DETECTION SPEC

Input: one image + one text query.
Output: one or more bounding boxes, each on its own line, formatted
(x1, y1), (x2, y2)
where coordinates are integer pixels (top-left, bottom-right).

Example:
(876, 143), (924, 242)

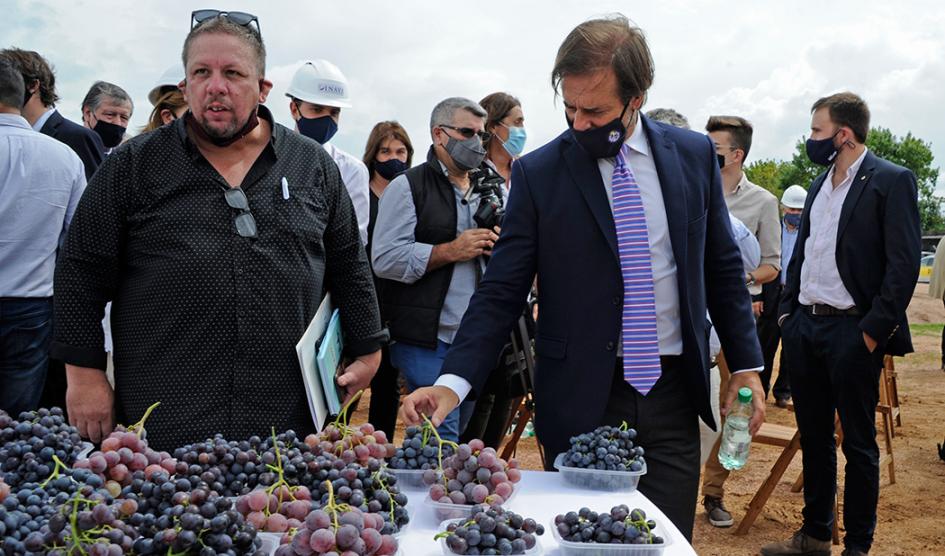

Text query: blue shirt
(0, 113), (86, 297)
(781, 220), (799, 285)
(372, 164), (485, 345)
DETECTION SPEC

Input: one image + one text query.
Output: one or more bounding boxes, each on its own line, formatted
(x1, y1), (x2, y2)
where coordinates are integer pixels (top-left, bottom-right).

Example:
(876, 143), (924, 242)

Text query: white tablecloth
(394, 469), (697, 555)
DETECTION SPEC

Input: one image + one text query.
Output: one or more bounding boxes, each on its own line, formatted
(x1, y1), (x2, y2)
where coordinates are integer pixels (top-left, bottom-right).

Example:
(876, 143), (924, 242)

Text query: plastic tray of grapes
(438, 517), (543, 555)
(424, 485), (519, 522)
(550, 512), (673, 555)
(553, 453), (647, 491)
(76, 441), (94, 459)
(385, 466), (437, 490)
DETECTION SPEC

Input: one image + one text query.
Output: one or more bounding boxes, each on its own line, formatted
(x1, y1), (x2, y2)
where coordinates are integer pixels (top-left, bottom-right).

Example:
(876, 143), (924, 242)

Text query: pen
(281, 177), (289, 200)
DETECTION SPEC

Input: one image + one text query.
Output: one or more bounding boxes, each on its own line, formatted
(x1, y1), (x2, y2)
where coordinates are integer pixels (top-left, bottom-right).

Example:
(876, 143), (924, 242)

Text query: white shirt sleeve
(434, 373), (473, 403)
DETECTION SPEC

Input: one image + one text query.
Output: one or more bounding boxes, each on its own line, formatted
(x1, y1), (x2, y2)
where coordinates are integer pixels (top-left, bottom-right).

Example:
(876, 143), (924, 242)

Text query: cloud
(3, 0), (943, 188)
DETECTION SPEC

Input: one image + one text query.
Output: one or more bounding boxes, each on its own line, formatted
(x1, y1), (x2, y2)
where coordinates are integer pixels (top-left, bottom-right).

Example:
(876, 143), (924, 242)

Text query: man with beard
(50, 11), (385, 450)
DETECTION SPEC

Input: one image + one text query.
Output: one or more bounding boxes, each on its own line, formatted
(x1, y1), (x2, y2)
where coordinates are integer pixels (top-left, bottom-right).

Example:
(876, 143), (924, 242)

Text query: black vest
(380, 147), (458, 349)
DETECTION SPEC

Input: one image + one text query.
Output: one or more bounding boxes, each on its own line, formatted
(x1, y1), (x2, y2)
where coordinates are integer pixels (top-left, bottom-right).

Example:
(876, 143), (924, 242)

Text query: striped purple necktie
(613, 144), (662, 395)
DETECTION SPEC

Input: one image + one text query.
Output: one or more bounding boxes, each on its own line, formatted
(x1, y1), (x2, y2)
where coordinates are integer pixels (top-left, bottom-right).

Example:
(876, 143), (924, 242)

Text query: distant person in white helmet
(286, 59), (370, 245)
(769, 184), (808, 407)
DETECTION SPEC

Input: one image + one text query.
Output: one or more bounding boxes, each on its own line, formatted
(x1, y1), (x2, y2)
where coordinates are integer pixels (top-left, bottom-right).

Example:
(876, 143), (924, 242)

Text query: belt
(802, 303), (861, 317)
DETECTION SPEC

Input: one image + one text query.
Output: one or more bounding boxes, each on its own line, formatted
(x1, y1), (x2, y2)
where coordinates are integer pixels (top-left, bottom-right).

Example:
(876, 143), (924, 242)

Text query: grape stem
(420, 413), (458, 487)
(127, 401), (162, 439)
(39, 454), (71, 488)
(263, 427), (299, 513)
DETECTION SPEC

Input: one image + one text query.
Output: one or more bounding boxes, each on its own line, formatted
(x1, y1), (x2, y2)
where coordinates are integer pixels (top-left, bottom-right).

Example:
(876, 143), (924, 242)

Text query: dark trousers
(756, 282), (783, 398)
(367, 346), (399, 439)
(782, 309), (883, 553)
(461, 363), (515, 449)
(601, 356), (700, 542)
(0, 298), (53, 416)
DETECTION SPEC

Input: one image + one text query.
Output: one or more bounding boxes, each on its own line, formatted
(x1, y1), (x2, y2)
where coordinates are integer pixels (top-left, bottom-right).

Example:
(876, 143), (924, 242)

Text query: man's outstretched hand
(399, 386), (460, 427)
(722, 371), (766, 436)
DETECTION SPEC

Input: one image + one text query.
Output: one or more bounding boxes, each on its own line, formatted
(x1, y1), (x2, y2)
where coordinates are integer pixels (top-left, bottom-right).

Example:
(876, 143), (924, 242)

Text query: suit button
(606, 341), (615, 351)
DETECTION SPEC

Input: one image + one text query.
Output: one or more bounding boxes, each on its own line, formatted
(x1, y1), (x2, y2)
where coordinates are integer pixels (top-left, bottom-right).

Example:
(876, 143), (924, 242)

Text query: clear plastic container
(553, 453), (646, 492)
(384, 466), (441, 490)
(424, 486), (519, 522)
(76, 442), (94, 460)
(256, 531), (281, 555)
(550, 517), (673, 556)
(437, 518), (542, 555)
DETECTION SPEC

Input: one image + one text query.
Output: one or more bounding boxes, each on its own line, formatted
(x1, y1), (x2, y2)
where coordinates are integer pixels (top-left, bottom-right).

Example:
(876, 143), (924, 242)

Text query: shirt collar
(0, 113), (32, 129)
(731, 172), (750, 194)
(825, 147), (869, 187)
(625, 117), (650, 157)
(32, 107), (56, 131)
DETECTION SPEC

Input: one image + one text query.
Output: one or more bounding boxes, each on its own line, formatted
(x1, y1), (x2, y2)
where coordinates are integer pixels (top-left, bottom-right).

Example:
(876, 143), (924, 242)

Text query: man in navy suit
(0, 48), (105, 180)
(762, 92), (920, 556)
(401, 14), (765, 540)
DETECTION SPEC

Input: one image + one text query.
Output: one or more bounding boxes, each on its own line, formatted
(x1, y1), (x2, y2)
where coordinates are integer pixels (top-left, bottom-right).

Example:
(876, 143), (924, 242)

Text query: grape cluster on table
(440, 504), (544, 555)
(388, 424), (454, 470)
(274, 506), (398, 556)
(0, 408), (87, 488)
(554, 505), (664, 545)
(562, 424), (645, 472)
(426, 440), (521, 507)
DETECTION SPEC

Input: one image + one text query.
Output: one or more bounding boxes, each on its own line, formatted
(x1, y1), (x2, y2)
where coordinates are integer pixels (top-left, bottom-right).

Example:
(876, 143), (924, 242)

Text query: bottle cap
(737, 387), (752, 404)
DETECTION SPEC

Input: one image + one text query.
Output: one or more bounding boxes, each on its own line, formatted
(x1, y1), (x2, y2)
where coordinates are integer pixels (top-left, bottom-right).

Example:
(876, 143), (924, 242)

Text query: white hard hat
(285, 60), (352, 108)
(148, 65), (186, 106)
(781, 185), (808, 209)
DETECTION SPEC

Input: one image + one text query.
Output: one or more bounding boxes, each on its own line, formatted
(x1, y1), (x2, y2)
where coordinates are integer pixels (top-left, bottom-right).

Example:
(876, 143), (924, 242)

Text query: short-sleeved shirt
(51, 106), (385, 450)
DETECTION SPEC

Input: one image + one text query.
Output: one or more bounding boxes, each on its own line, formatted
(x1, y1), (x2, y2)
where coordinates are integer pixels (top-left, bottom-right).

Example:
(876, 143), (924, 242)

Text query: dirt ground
(355, 284), (945, 555)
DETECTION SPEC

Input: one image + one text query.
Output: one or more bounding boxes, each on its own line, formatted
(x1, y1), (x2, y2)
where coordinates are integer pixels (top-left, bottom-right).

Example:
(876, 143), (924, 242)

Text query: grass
(910, 323), (944, 337)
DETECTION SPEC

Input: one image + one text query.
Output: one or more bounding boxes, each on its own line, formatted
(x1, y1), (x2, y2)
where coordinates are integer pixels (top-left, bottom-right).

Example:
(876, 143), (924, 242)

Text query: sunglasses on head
(191, 9), (261, 34)
(439, 125), (492, 142)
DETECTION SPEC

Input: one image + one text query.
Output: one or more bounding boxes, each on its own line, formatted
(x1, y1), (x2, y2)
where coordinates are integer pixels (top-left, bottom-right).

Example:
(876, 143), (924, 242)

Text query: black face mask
(567, 100), (632, 159)
(375, 158), (408, 181)
(717, 153), (727, 168)
(91, 120), (127, 148)
(805, 130), (842, 166)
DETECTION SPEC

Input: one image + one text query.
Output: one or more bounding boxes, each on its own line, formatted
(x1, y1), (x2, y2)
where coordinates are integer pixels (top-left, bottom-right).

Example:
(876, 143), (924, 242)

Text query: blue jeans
(390, 340), (474, 442)
(0, 298), (53, 416)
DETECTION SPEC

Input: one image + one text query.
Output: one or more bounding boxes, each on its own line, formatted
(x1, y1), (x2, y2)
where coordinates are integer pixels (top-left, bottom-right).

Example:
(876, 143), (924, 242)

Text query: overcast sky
(4, 0), (943, 189)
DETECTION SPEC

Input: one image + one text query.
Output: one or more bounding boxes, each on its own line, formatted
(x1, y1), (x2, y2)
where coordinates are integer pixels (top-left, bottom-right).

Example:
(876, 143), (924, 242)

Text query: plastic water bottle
(523, 420), (535, 438)
(718, 387), (753, 470)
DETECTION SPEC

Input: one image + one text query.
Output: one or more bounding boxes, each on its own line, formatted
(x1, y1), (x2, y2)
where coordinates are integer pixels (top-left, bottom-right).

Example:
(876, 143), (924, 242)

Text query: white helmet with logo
(148, 65), (186, 106)
(285, 59), (352, 108)
(781, 184), (808, 209)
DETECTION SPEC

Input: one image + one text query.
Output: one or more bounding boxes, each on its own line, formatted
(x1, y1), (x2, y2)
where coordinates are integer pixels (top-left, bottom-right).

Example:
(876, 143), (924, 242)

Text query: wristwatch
(746, 272), (756, 287)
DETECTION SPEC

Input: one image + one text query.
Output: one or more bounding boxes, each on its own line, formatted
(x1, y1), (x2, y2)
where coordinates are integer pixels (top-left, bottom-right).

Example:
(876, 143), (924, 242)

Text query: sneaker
(760, 530), (832, 556)
(702, 496), (734, 527)
(775, 397), (790, 408)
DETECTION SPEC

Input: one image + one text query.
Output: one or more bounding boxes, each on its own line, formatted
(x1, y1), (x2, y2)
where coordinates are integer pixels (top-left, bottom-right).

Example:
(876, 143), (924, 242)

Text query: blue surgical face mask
(499, 124), (527, 157)
(297, 114), (338, 144)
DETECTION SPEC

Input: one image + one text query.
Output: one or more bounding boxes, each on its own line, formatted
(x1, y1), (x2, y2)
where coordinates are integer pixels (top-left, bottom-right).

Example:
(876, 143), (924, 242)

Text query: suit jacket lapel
(40, 110), (62, 135)
(644, 118), (688, 273)
(837, 151), (876, 239)
(562, 135), (619, 261)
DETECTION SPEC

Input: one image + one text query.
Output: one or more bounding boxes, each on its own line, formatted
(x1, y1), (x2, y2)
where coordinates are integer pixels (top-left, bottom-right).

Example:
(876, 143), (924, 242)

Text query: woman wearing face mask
(142, 90), (188, 133)
(479, 92), (527, 187)
(459, 93), (528, 448)
(362, 121), (414, 437)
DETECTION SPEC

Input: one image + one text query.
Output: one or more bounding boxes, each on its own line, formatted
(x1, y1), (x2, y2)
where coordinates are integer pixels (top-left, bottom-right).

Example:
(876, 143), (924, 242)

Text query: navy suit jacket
(779, 150), (921, 356)
(440, 116), (763, 459)
(40, 109), (105, 181)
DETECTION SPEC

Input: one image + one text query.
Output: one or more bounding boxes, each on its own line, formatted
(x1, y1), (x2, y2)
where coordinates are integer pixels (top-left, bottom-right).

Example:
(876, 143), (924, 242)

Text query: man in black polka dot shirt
(50, 13), (386, 450)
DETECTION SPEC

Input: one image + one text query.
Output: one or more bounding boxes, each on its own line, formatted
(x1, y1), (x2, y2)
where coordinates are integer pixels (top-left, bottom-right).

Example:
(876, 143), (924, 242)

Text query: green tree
(778, 127), (942, 232)
(745, 158), (793, 197)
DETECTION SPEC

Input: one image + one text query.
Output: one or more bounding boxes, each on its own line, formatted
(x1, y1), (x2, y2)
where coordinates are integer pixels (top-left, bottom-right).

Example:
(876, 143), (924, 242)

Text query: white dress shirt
(798, 148), (868, 309)
(323, 142), (370, 246)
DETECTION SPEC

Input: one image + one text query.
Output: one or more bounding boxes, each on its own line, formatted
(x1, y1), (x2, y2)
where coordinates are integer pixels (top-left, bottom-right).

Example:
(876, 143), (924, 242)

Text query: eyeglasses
(439, 125), (492, 142)
(191, 9), (261, 34)
(223, 187), (258, 238)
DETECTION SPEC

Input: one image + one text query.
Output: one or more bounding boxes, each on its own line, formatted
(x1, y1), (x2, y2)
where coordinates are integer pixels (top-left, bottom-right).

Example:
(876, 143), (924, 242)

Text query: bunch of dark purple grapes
(388, 423), (454, 470)
(438, 504), (544, 555)
(563, 423), (645, 471)
(554, 505), (664, 545)
(173, 433), (269, 497)
(0, 408), (86, 488)
(309, 456), (409, 534)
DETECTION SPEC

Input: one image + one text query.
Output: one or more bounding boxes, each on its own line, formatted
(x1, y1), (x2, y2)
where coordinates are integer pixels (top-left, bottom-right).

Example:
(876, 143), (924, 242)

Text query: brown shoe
(760, 531), (831, 556)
